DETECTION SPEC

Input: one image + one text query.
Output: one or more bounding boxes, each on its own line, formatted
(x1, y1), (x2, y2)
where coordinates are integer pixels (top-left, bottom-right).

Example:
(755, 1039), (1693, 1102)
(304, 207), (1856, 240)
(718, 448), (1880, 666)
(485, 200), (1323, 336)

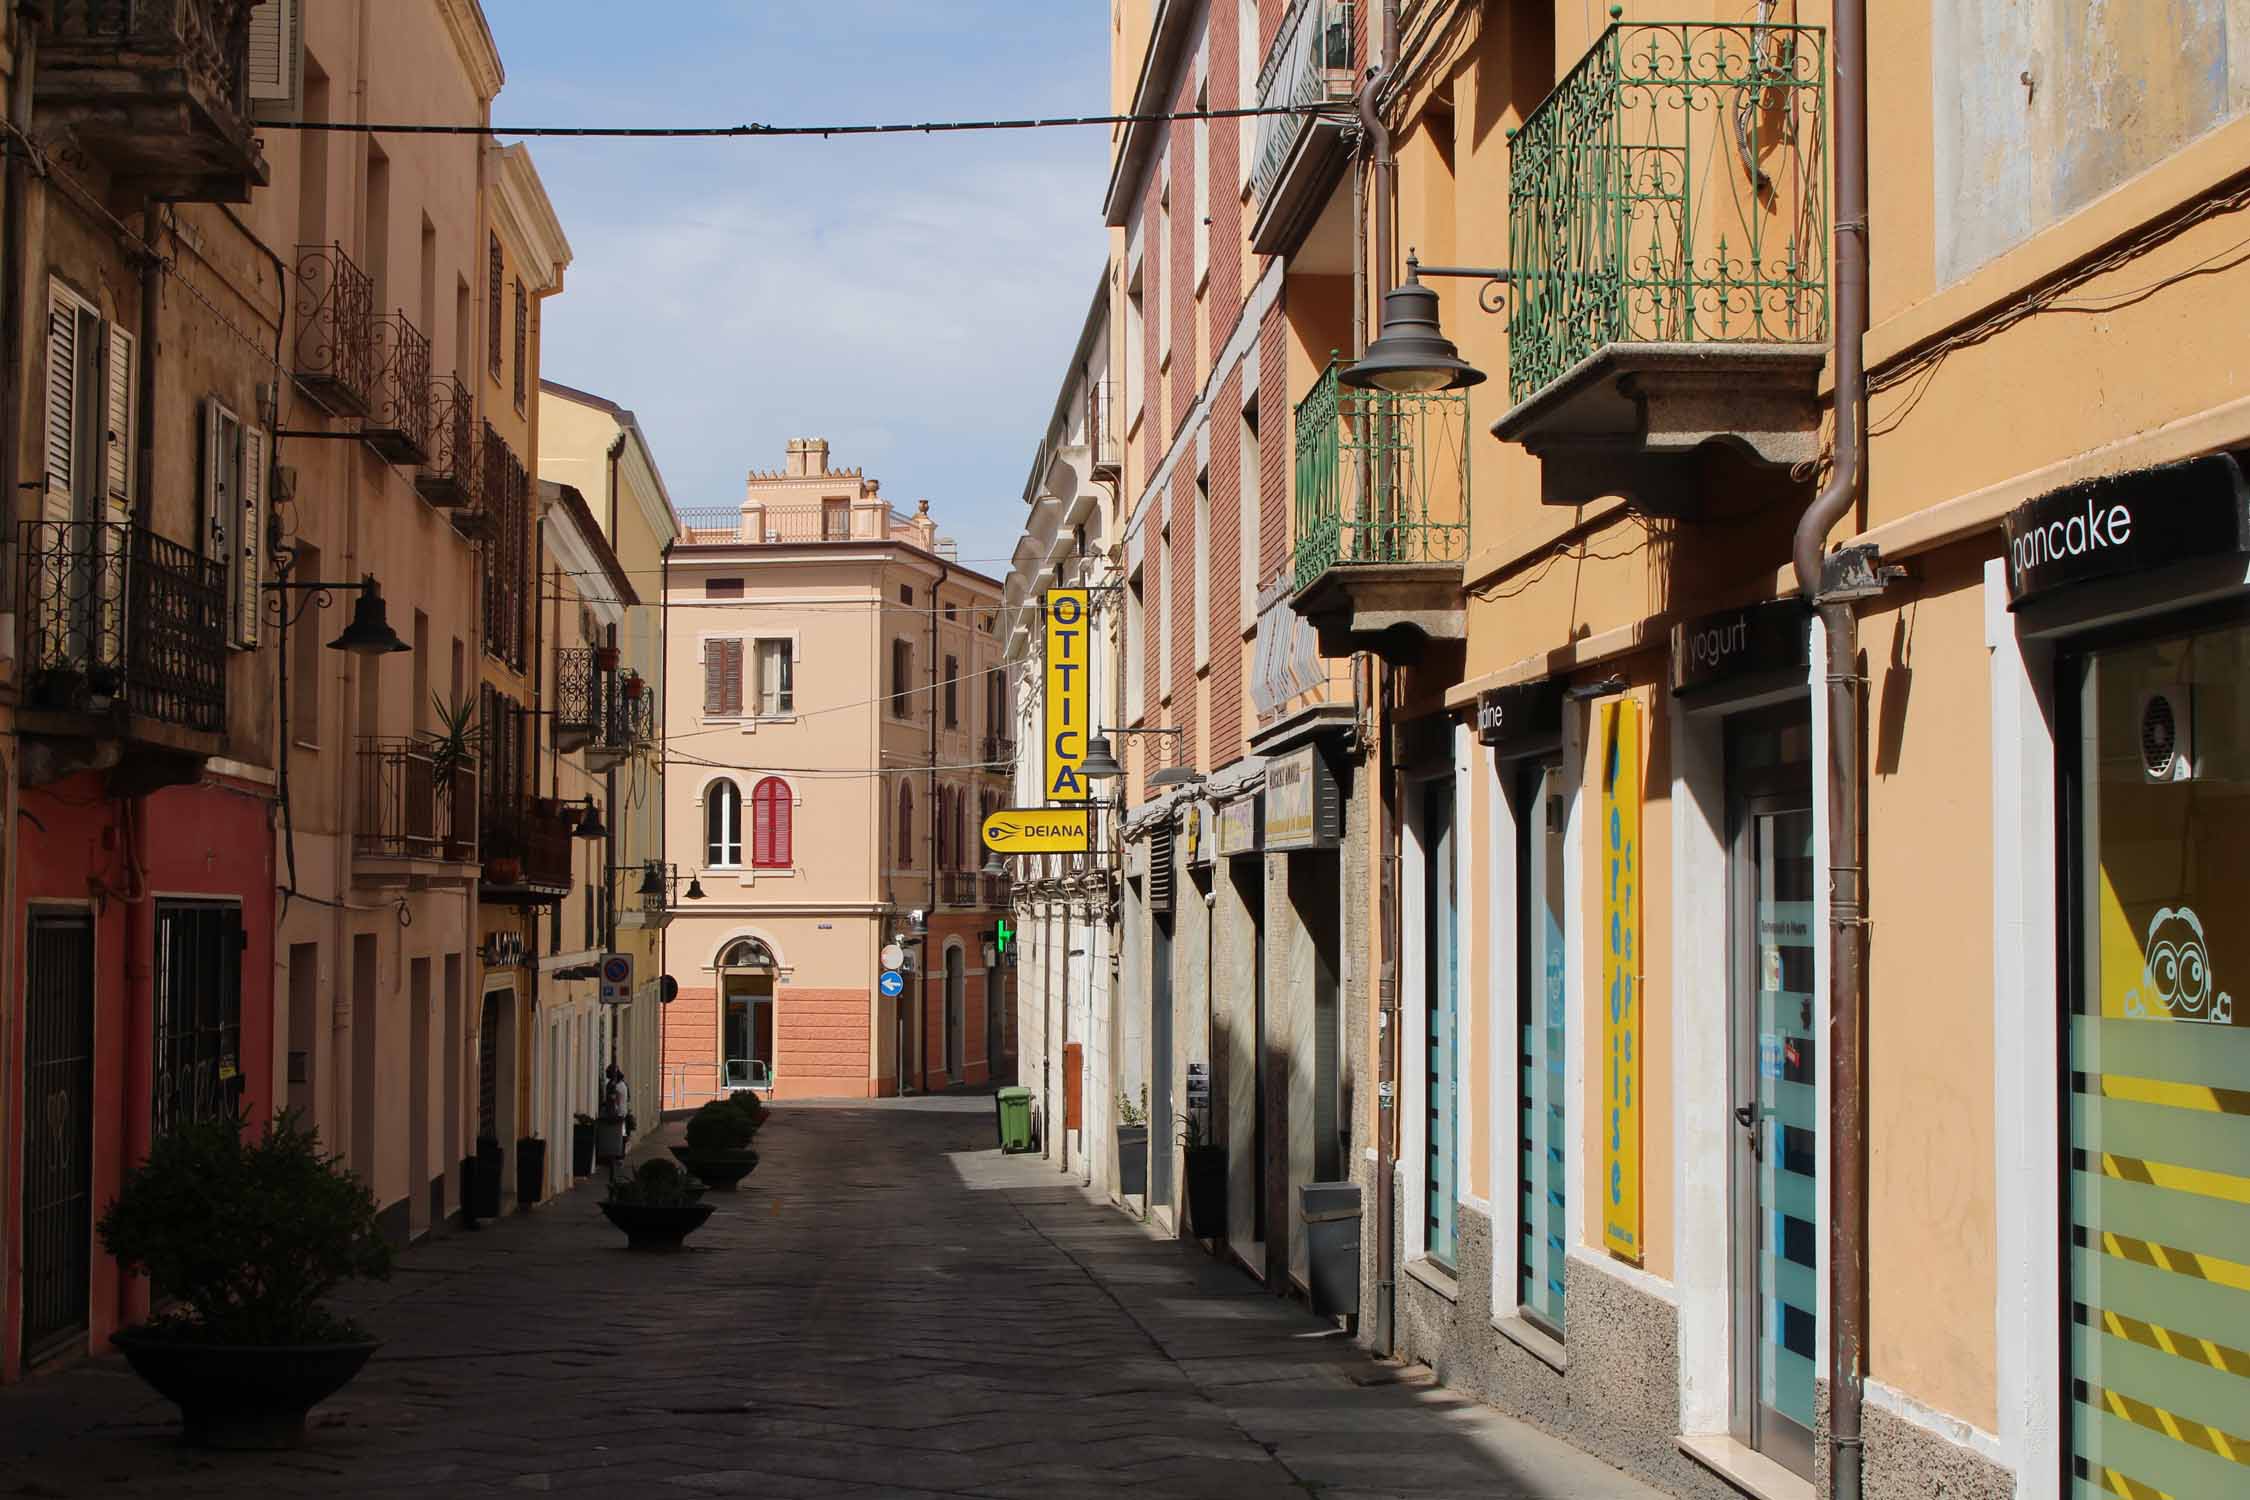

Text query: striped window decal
(2069, 628), (2250, 1500)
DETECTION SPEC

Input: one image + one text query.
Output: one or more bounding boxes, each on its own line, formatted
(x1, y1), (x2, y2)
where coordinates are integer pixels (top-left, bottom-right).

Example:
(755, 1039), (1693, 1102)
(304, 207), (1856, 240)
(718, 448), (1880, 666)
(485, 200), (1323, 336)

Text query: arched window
(898, 782), (914, 867)
(717, 937), (775, 970)
(953, 791), (968, 870)
(706, 778), (742, 866)
(936, 786), (952, 869)
(751, 777), (792, 868)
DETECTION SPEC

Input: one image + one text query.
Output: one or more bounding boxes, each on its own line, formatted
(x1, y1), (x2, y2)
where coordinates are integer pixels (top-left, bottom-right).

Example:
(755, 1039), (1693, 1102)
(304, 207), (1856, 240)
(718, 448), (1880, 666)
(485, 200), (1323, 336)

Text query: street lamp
(573, 796), (607, 841)
(1078, 735), (1124, 781)
(264, 572), (412, 655)
(1340, 252), (1505, 394)
(1079, 724), (1193, 789)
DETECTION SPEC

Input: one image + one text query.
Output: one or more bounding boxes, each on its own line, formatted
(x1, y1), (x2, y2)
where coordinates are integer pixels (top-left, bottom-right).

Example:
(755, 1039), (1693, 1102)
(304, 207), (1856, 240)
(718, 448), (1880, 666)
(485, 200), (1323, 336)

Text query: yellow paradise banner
(1601, 696), (1643, 1263)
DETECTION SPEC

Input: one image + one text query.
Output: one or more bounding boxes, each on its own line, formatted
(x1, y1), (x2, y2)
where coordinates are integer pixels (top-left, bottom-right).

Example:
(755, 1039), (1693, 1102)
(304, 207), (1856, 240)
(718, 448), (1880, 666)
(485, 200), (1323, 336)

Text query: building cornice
(542, 481), (637, 614)
(1103, 0), (1200, 227)
(669, 539), (1005, 593)
(436, 0), (504, 102)
(492, 144), (573, 291)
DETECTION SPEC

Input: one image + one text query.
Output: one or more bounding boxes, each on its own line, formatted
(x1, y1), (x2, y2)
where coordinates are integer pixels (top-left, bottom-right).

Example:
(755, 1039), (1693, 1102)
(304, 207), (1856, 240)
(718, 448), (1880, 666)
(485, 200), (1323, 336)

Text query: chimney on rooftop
(786, 438), (830, 477)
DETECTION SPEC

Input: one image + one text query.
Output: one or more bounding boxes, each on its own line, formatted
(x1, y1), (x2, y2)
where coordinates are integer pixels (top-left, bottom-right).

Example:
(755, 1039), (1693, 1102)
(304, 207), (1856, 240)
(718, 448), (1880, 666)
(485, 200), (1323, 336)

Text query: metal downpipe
(1791, 0), (1870, 1492)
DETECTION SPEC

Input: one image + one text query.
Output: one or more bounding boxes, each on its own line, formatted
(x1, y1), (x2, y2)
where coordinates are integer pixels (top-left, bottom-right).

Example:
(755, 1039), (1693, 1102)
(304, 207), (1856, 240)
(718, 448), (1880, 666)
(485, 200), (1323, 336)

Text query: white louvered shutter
(104, 321), (134, 516)
(246, 1), (303, 119)
(205, 398), (241, 639)
(44, 289), (79, 513)
(236, 427), (268, 648)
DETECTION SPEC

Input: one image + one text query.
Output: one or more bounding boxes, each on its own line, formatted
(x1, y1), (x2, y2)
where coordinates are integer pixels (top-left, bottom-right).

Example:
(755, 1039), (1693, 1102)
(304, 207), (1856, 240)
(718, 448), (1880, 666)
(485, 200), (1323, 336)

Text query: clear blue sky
(480, 1), (1112, 575)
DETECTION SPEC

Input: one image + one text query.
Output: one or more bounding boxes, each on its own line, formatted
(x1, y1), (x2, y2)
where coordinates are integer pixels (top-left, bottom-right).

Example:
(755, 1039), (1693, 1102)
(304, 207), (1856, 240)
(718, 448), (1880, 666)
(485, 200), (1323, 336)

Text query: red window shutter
(751, 781), (773, 866)
(752, 778), (791, 868)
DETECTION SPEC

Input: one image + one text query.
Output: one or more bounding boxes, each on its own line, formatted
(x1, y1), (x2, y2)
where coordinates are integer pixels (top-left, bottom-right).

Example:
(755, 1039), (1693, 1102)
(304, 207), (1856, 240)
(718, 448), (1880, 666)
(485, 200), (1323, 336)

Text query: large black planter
(600, 1199), (715, 1250)
(516, 1137), (546, 1208)
(669, 1146), (758, 1189)
(1115, 1124), (1150, 1197)
(571, 1121), (596, 1177)
(468, 1141), (504, 1220)
(1184, 1145), (1228, 1239)
(110, 1328), (380, 1449)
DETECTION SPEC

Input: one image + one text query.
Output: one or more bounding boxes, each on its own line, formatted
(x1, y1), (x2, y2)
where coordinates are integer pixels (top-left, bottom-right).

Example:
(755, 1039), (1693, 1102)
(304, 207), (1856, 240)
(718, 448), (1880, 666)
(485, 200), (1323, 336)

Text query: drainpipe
(926, 556), (949, 1089)
(1790, 0), (1872, 1494)
(1360, 4), (1404, 1361)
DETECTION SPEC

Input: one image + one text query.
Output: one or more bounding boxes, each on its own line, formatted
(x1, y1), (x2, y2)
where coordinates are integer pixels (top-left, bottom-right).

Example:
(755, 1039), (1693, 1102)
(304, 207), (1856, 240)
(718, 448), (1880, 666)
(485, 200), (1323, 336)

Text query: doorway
(1151, 909), (1175, 1212)
(945, 944), (966, 1082)
(1726, 708), (1817, 1477)
(21, 910), (95, 1363)
(723, 974), (774, 1089)
(1232, 858), (1268, 1245)
(478, 986), (512, 1144)
(1516, 757), (1569, 1334)
(1420, 777), (1460, 1268)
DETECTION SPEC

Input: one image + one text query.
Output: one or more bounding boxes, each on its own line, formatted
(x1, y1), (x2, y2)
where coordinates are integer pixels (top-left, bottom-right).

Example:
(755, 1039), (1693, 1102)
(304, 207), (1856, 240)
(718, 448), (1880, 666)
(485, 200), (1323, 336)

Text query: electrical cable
(258, 103), (1332, 141)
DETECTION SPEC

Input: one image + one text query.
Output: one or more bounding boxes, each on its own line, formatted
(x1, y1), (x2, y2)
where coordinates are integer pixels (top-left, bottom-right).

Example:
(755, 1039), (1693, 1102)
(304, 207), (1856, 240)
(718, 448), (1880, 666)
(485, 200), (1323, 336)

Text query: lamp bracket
(1406, 252), (1514, 315)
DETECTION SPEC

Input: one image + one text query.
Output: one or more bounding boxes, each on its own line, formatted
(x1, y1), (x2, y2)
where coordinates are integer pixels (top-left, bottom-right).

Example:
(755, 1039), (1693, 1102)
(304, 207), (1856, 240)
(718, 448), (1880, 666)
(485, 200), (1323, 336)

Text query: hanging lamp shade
(328, 577), (413, 655)
(1078, 735), (1125, 780)
(574, 798), (607, 841)
(1341, 268), (1487, 393)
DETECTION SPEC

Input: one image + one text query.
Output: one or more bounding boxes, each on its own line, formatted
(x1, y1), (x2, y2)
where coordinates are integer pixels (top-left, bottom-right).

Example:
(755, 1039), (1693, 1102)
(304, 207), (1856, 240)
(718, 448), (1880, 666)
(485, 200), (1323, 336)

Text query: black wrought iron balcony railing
(982, 733), (1016, 768)
(554, 646), (601, 749)
(979, 872), (1012, 911)
(938, 871), (979, 908)
(37, 0), (267, 203)
(1250, 0), (1355, 209)
(478, 802), (576, 899)
(415, 376), (478, 510)
(293, 243), (377, 417)
(1505, 18), (1829, 402)
(17, 519), (226, 736)
(364, 312), (433, 464)
(355, 738), (477, 862)
(559, 648), (654, 767)
(1291, 358), (1470, 593)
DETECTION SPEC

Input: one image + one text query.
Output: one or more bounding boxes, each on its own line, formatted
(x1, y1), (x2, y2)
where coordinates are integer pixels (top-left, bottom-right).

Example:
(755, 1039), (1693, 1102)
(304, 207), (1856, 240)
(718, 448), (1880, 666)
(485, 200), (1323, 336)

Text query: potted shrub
(97, 1111), (392, 1449)
(599, 1159), (714, 1250)
(1115, 1086), (1149, 1197)
(1179, 1111), (1227, 1241)
(593, 643), (620, 671)
(422, 693), (478, 859)
(669, 1098), (760, 1189)
(571, 1113), (596, 1178)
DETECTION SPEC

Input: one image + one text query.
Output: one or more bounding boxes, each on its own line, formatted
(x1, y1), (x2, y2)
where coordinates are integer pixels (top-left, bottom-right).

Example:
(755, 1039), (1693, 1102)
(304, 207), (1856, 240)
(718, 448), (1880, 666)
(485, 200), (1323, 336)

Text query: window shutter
(721, 639), (744, 716)
(246, 0), (302, 119)
(487, 235), (502, 378)
(204, 398), (233, 571)
(235, 427), (268, 648)
(751, 782), (770, 866)
(103, 322), (133, 515)
(772, 783), (791, 867)
(703, 640), (725, 716)
(44, 292), (78, 505)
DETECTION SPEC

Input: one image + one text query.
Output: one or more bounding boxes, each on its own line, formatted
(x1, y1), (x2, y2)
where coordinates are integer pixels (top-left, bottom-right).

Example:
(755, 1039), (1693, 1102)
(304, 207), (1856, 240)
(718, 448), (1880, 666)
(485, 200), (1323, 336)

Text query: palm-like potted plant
(669, 1094), (763, 1189)
(1115, 1086), (1149, 1197)
(97, 1111), (392, 1449)
(600, 1159), (714, 1250)
(423, 693), (478, 860)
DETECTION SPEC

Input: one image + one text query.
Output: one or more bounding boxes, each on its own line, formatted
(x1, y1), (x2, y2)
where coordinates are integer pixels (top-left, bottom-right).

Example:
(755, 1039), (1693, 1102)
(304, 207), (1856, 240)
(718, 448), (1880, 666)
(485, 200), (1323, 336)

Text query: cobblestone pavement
(0, 1097), (1666, 1498)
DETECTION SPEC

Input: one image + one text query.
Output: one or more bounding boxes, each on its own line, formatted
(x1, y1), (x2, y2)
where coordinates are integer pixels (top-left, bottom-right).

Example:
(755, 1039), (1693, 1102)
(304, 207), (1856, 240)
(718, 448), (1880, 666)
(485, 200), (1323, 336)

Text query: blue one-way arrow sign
(878, 969), (905, 998)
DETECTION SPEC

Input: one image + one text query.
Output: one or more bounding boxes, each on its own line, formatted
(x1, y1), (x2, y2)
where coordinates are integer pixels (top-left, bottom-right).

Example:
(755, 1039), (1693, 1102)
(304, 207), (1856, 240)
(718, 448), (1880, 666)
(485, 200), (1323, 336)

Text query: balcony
(1087, 379), (1120, 482)
(1494, 19), (1830, 509)
(16, 519), (226, 774)
(36, 0), (268, 202)
(980, 872), (1012, 911)
(938, 871), (979, 908)
(1248, 0), (1356, 253)
(1287, 359), (1469, 661)
(293, 243), (376, 418)
(677, 502), (909, 544)
(477, 802), (576, 907)
(363, 313), (433, 464)
(353, 738), (477, 887)
(982, 733), (1015, 769)
(555, 649), (653, 770)
(414, 376), (478, 510)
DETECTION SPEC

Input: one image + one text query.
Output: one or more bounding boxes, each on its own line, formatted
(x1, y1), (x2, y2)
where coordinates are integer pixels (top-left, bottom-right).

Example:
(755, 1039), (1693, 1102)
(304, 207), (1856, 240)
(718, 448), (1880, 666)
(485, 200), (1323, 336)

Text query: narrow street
(0, 1101), (1658, 1498)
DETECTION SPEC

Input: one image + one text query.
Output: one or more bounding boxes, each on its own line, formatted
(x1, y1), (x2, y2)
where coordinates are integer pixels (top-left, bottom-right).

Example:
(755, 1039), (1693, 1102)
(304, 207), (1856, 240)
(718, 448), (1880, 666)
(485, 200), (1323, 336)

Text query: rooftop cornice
(437, 0), (504, 102)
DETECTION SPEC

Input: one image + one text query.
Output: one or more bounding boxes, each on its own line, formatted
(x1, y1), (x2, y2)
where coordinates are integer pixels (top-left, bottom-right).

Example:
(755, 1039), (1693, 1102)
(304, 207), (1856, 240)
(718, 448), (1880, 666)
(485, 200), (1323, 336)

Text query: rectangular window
(1193, 80), (1210, 288)
(1194, 471), (1211, 668)
(1157, 177), (1172, 365)
(821, 499), (850, 539)
(899, 584), (913, 606)
(891, 639), (913, 720)
(753, 638), (793, 716)
(1125, 568), (1146, 723)
(703, 637), (744, 717)
(487, 233), (502, 380)
(1159, 525), (1174, 701)
(153, 900), (245, 1138)
(1237, 0), (1259, 193)
(944, 655), (959, 728)
(1517, 759), (1568, 1334)
(1240, 399), (1260, 631)
(1125, 259), (1146, 425)
(2064, 617), (2250, 1497)
(511, 277), (527, 410)
(705, 577), (743, 599)
(293, 540), (322, 742)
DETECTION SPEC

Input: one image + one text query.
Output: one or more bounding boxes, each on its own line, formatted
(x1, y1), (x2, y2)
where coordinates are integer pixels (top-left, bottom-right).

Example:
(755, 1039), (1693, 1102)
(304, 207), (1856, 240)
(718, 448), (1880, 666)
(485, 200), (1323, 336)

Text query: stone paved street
(0, 1099), (1665, 1498)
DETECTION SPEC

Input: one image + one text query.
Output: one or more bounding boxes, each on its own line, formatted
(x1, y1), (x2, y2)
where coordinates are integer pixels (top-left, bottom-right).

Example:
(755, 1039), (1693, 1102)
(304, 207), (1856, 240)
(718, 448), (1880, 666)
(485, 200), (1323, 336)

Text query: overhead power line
(260, 103), (1328, 141)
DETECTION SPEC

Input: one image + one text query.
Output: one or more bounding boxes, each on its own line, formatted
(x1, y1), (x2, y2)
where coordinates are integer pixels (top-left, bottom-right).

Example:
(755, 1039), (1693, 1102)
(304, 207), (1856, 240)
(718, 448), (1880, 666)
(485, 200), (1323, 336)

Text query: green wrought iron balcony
(1287, 358), (1470, 661)
(1495, 16), (1830, 506)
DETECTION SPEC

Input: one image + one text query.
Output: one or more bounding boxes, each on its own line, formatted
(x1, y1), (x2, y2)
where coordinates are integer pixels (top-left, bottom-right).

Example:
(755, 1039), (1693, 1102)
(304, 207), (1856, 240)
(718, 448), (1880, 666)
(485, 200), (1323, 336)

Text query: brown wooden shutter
(705, 639), (743, 716)
(487, 235), (502, 378)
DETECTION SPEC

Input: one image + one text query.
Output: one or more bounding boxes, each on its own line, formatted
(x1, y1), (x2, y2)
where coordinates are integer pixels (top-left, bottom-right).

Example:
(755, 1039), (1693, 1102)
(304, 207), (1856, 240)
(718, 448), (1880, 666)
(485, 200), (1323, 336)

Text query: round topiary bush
(685, 1099), (757, 1154)
(721, 1090), (767, 1126)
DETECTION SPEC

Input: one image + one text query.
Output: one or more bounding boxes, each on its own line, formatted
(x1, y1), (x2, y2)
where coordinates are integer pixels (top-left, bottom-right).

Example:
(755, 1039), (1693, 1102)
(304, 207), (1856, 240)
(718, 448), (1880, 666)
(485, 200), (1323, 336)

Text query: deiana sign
(2002, 454), (2249, 608)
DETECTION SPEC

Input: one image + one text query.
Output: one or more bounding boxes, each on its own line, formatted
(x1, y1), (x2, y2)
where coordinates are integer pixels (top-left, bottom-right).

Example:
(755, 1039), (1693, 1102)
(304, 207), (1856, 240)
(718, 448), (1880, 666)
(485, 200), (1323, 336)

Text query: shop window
(153, 901), (245, 1138)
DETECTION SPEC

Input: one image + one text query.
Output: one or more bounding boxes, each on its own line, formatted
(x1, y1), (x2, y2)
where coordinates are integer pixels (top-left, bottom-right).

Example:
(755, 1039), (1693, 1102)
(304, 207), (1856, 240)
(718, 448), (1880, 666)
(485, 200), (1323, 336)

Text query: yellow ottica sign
(1043, 588), (1090, 802)
(1600, 696), (1643, 1264)
(981, 807), (1094, 855)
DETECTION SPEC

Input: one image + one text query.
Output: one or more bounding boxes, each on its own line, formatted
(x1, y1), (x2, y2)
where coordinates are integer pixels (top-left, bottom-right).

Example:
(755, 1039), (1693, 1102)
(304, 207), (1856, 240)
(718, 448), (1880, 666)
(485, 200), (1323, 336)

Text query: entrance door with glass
(723, 976), (774, 1090)
(1517, 759), (1569, 1333)
(1727, 711), (1818, 1477)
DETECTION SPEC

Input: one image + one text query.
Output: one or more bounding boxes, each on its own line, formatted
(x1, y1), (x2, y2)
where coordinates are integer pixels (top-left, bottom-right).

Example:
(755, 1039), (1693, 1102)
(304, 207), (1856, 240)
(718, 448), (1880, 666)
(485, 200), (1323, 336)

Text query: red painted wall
(2, 771), (275, 1381)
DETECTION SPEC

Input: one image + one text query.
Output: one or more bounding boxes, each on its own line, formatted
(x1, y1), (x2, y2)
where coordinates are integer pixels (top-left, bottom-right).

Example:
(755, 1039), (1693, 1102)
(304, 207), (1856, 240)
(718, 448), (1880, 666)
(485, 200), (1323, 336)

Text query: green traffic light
(996, 918), (1013, 955)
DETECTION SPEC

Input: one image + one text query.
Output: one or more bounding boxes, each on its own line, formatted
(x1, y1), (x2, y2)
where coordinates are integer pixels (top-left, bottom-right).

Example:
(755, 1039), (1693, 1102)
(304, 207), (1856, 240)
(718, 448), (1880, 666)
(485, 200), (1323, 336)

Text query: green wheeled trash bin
(1300, 1182), (1362, 1320)
(996, 1087), (1035, 1153)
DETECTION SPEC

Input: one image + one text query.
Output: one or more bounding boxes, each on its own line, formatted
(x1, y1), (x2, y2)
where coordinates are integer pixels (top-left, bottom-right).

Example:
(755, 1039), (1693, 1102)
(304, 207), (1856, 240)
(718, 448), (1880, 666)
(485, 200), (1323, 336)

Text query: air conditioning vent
(2140, 685), (2194, 783)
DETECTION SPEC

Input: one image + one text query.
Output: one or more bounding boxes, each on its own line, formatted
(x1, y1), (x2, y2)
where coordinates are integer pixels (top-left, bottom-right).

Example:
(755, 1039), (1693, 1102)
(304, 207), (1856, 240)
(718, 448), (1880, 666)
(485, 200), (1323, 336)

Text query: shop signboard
(2002, 452), (2249, 608)
(1671, 598), (1811, 698)
(1213, 792), (1262, 857)
(1599, 697), (1643, 1263)
(1043, 588), (1091, 801)
(1264, 745), (1341, 851)
(982, 806), (1093, 854)
(1476, 677), (1563, 748)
